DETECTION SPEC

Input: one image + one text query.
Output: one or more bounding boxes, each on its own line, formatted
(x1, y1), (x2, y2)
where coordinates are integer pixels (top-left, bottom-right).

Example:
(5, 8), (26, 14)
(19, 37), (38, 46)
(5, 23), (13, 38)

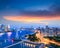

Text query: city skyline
(0, 0), (60, 27)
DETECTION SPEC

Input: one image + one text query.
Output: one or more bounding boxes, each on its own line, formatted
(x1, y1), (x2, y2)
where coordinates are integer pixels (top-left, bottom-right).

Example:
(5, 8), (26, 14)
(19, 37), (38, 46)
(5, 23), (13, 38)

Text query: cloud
(21, 7), (60, 16)
(3, 16), (60, 24)
(21, 10), (54, 16)
(20, 1), (60, 16)
(0, 0), (60, 17)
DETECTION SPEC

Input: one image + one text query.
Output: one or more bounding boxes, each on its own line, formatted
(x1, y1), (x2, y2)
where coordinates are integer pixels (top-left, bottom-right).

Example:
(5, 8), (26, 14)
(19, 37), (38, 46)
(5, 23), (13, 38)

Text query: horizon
(0, 0), (60, 27)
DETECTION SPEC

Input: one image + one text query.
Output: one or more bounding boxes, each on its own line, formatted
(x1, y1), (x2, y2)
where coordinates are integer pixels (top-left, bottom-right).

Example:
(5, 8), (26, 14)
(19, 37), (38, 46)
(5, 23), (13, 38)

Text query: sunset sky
(0, 0), (60, 27)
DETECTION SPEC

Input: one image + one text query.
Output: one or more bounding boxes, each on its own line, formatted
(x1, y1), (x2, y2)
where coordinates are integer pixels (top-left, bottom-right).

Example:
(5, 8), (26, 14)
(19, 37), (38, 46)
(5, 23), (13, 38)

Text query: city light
(0, 33), (4, 36)
(0, 0), (60, 48)
(7, 32), (12, 36)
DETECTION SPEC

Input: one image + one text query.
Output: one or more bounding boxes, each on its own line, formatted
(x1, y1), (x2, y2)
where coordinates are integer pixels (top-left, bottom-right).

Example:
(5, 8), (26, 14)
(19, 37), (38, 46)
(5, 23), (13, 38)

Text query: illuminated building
(5, 25), (11, 32)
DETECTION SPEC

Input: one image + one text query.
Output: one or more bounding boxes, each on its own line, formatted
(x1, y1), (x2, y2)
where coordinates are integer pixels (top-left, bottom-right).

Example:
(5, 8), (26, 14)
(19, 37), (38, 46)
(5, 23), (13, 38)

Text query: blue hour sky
(0, 0), (60, 27)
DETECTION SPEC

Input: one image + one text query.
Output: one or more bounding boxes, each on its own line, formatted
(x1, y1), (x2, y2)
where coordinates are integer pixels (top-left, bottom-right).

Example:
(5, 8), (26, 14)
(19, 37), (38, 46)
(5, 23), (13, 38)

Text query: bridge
(4, 40), (45, 48)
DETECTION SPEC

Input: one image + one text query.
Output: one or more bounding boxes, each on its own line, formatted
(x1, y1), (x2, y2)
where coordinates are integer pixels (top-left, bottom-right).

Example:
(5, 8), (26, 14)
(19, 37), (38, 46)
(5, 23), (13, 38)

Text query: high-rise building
(45, 25), (49, 36)
(5, 25), (11, 32)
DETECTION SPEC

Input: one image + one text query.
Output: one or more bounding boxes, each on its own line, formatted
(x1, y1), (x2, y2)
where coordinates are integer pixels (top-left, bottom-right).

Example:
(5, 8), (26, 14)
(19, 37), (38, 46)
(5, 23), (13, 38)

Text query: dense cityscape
(0, 0), (60, 48)
(0, 24), (60, 37)
(0, 24), (60, 48)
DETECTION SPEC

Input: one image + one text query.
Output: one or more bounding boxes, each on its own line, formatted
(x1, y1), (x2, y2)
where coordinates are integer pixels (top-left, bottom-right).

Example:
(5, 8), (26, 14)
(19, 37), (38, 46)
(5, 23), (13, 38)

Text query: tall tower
(46, 25), (49, 36)
(5, 24), (10, 32)
(15, 29), (19, 39)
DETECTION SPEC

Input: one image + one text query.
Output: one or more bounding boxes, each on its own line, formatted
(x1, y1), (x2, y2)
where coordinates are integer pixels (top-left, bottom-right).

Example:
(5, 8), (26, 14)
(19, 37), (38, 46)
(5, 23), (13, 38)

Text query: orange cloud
(3, 15), (60, 24)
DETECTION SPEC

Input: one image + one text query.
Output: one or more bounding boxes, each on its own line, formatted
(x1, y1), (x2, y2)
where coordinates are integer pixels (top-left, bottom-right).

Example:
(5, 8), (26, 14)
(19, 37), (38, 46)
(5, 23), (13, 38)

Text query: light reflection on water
(0, 33), (4, 37)
(0, 32), (18, 48)
(0, 30), (34, 48)
(7, 32), (12, 37)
